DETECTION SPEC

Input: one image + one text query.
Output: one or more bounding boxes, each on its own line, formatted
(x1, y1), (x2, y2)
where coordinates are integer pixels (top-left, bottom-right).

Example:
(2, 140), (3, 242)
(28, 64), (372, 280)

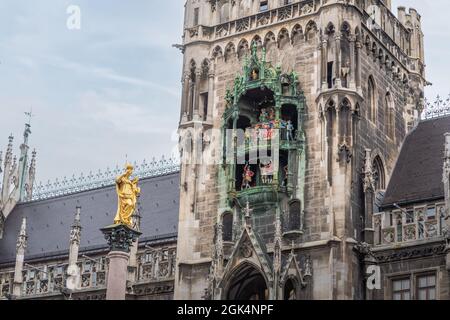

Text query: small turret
(0, 116), (37, 239)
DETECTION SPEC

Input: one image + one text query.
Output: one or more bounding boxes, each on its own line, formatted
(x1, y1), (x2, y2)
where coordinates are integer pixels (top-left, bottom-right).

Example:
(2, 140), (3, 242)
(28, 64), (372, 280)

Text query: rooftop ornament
(424, 94), (450, 119)
(29, 156), (180, 202)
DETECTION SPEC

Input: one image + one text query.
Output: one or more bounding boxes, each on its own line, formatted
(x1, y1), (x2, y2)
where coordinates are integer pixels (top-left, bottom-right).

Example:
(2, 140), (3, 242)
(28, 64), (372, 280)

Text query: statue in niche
(114, 164), (141, 227)
(242, 163), (255, 190)
(286, 120), (295, 141)
(251, 68), (259, 80)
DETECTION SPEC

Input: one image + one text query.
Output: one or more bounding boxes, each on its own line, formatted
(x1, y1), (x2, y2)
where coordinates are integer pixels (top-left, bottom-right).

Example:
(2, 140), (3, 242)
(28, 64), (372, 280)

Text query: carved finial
(362, 149), (374, 193)
(16, 217), (27, 250)
(5, 135), (13, 164)
(70, 207), (82, 244)
(73, 206), (81, 226)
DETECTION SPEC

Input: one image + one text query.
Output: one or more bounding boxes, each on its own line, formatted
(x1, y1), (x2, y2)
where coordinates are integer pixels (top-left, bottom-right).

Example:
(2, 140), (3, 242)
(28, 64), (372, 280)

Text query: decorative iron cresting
(29, 156), (180, 202)
(423, 94), (450, 119)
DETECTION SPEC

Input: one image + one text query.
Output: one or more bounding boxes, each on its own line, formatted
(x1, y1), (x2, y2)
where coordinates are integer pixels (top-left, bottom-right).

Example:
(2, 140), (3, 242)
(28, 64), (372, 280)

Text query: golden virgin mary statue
(113, 164), (141, 227)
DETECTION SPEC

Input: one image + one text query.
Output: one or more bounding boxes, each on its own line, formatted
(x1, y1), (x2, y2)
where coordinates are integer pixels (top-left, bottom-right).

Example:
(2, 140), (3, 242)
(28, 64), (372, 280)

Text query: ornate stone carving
(100, 224), (141, 253)
(362, 149), (375, 193)
(240, 239), (253, 258)
(375, 243), (446, 263)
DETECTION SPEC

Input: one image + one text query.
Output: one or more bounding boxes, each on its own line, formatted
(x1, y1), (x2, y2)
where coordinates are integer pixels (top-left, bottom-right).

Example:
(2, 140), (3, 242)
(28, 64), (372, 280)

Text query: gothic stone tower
(175, 0), (425, 300)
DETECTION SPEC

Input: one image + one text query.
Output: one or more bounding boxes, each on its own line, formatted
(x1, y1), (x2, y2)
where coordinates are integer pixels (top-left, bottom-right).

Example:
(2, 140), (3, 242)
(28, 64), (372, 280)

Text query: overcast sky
(0, 0), (448, 184)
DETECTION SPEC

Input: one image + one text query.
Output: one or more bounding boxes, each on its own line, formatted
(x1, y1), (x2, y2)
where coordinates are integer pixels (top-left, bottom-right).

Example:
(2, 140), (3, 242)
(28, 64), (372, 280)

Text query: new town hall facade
(1, 0), (449, 300)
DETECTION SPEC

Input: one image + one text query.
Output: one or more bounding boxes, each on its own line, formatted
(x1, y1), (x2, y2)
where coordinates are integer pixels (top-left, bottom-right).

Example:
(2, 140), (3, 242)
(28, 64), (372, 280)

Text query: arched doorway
(284, 278), (298, 300)
(226, 264), (268, 300)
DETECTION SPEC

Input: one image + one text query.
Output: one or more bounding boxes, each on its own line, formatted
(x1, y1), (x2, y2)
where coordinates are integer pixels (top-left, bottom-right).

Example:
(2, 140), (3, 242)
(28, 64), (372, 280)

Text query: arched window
(288, 200), (301, 231)
(385, 92), (395, 139)
(372, 156), (385, 191)
(222, 212), (233, 242)
(368, 76), (377, 123)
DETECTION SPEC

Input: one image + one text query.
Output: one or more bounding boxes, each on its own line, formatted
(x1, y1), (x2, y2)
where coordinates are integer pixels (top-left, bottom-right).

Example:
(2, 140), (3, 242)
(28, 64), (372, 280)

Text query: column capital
(101, 224), (141, 253)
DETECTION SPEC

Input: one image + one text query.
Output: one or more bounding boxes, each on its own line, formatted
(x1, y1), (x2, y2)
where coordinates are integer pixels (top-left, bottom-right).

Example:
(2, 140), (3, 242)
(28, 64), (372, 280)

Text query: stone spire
(68, 207), (82, 290)
(18, 122), (32, 202)
(22, 149), (36, 202)
(0, 119), (36, 238)
(13, 217), (27, 296)
(1, 135), (14, 203)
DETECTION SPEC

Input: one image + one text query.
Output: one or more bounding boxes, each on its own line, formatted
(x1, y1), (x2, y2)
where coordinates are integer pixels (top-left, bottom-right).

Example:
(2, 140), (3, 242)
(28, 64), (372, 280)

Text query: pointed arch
(277, 28), (290, 48)
(237, 39), (249, 59)
(291, 24), (303, 44)
(224, 42), (236, 61)
(367, 75), (377, 123)
(212, 45), (224, 59)
(263, 31), (276, 48)
(251, 35), (262, 48)
(305, 20), (317, 41)
(372, 155), (386, 191)
(339, 98), (351, 141)
(201, 58), (211, 78)
(385, 92), (395, 140)
(325, 22), (335, 35)
(224, 262), (269, 300)
(341, 21), (351, 37)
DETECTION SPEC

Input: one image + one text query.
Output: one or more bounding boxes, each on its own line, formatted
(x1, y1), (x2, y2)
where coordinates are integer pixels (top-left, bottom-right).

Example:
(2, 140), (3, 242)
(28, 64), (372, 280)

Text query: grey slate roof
(381, 116), (450, 208)
(0, 172), (180, 265)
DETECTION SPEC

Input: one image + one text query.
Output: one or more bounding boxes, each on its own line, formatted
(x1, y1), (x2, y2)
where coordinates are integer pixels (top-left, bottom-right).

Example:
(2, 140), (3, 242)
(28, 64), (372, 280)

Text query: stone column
(13, 217), (27, 297)
(207, 70), (215, 122)
(187, 79), (194, 120)
(355, 40), (362, 91)
(334, 33), (342, 88)
(101, 224), (141, 300)
(180, 73), (190, 122)
(317, 42), (323, 91)
(193, 71), (202, 119)
(349, 35), (356, 89)
(321, 38), (328, 90)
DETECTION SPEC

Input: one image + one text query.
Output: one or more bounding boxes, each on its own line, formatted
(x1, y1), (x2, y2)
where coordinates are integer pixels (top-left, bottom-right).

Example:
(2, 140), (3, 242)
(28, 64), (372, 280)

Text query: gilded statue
(114, 164), (141, 227)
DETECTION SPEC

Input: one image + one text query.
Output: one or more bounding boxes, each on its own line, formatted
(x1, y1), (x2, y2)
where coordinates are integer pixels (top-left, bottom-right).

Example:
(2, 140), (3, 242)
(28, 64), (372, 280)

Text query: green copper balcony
(235, 185), (279, 207)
